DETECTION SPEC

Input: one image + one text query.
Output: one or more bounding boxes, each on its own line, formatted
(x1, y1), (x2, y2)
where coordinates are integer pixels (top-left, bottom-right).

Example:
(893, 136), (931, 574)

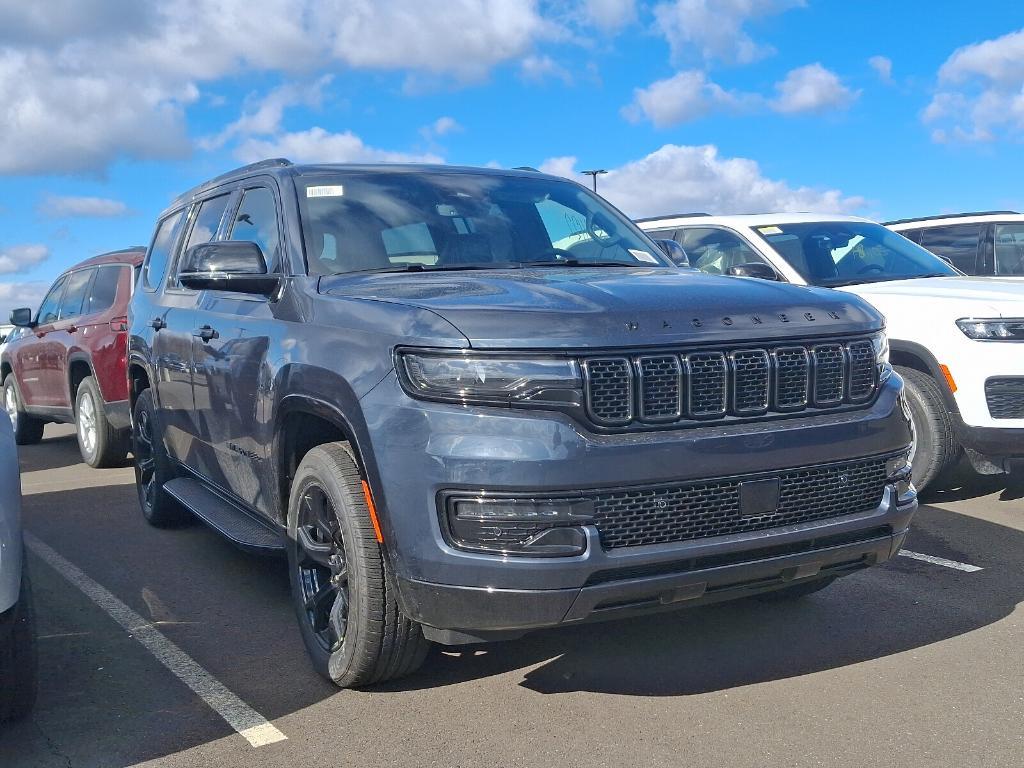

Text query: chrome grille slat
(581, 336), (878, 429)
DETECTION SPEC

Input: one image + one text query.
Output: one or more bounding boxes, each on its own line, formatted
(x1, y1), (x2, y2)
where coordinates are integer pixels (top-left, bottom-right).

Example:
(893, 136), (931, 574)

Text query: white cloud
(0, 281), (49, 320)
(39, 195), (129, 218)
(538, 156), (580, 178)
(581, 0), (636, 31)
(925, 29), (1024, 143)
(652, 0), (805, 66)
(420, 116), (463, 142)
(235, 127), (443, 165)
(0, 244), (50, 276)
(869, 55), (893, 83)
(540, 144), (864, 218)
(520, 55), (574, 85)
(770, 63), (859, 114)
(623, 70), (749, 126)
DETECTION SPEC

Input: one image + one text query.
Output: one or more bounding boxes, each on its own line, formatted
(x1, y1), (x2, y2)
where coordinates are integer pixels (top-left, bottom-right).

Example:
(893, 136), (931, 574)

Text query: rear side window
(229, 187), (281, 271)
(86, 266), (123, 314)
(144, 210), (185, 290)
(918, 224), (982, 273)
(59, 268), (95, 320)
(36, 274), (68, 325)
(994, 223), (1024, 276)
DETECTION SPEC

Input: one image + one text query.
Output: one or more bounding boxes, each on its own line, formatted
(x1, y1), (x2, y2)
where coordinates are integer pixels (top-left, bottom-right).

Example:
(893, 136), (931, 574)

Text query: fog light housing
(886, 453), (915, 505)
(445, 496), (594, 556)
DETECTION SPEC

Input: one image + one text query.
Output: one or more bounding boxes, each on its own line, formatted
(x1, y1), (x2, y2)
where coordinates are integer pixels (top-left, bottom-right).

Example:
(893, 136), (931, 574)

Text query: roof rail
(634, 213), (711, 224)
(884, 210), (1020, 226)
(512, 166), (540, 172)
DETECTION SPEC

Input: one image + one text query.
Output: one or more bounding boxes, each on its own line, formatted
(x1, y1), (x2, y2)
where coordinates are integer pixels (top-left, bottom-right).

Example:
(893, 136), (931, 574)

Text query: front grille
(582, 337), (878, 428)
(592, 456), (890, 549)
(986, 377), (1024, 419)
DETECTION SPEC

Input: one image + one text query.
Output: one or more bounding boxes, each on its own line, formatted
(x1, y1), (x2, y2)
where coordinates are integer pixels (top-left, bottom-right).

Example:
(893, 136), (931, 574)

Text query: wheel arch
(67, 354), (93, 406)
(889, 339), (959, 413)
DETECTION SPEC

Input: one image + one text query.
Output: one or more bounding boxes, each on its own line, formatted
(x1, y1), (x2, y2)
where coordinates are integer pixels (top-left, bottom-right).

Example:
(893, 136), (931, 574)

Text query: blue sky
(1, 1), (1022, 317)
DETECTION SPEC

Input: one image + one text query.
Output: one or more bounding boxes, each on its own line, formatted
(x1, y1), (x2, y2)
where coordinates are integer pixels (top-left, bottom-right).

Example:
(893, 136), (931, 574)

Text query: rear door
(50, 267), (98, 409)
(191, 183), (281, 512)
(917, 224), (984, 274)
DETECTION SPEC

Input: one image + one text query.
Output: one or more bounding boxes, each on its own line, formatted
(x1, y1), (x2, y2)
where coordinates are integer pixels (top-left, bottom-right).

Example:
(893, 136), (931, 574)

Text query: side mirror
(178, 241), (280, 296)
(654, 239), (691, 268)
(726, 262), (779, 281)
(10, 307), (33, 327)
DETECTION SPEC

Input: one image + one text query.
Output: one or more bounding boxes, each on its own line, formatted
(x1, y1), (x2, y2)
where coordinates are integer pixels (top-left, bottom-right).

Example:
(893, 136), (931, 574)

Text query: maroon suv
(1, 247), (143, 467)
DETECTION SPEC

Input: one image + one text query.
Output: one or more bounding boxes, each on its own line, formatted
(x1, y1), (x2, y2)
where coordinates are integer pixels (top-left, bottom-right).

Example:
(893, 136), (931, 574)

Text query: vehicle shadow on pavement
(390, 501), (1023, 697)
(922, 461), (1024, 503)
(15, 426), (132, 474)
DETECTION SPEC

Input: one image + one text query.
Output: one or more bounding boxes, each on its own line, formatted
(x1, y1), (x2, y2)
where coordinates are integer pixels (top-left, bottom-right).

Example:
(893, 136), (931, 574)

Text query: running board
(163, 477), (285, 554)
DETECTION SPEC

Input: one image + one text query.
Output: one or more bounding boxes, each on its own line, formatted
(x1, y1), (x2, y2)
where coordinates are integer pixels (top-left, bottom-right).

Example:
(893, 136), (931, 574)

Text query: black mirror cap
(178, 241), (280, 296)
(9, 307), (33, 327)
(726, 262), (780, 281)
(653, 239), (690, 267)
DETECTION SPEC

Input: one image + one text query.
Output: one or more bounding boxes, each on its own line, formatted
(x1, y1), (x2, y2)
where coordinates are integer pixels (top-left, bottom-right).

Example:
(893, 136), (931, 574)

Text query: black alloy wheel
(295, 484), (350, 653)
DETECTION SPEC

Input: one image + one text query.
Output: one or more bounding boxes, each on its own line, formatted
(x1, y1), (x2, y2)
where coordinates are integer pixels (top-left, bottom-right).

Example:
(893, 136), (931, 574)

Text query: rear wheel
(76, 376), (126, 468)
(287, 443), (430, 688)
(132, 389), (188, 527)
(2, 374), (44, 446)
(897, 367), (960, 493)
(0, 570), (37, 722)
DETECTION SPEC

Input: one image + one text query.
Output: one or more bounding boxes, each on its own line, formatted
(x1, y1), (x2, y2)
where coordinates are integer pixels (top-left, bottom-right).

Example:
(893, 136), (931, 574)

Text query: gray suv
(128, 160), (916, 688)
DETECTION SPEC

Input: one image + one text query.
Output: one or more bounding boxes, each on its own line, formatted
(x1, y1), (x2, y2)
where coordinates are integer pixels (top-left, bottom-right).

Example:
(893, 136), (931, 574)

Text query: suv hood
(320, 268), (882, 349)
(839, 276), (1024, 318)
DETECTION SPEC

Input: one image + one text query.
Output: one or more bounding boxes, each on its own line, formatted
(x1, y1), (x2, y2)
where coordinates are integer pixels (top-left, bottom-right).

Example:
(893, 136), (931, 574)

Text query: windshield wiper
(522, 259), (646, 268)
(823, 273), (952, 288)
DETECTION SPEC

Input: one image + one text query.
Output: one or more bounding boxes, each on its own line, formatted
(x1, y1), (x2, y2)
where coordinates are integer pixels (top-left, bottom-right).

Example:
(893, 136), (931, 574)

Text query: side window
(918, 224), (982, 273)
(58, 269), (95, 320)
(86, 266), (123, 315)
(229, 187), (281, 271)
(994, 223), (1024, 276)
(36, 275), (68, 326)
(678, 227), (767, 275)
(184, 194), (231, 253)
(144, 210), (185, 290)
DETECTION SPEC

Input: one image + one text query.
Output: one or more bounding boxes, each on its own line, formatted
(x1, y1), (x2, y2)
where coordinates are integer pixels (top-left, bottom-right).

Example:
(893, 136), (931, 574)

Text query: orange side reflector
(939, 364), (957, 394)
(361, 480), (384, 543)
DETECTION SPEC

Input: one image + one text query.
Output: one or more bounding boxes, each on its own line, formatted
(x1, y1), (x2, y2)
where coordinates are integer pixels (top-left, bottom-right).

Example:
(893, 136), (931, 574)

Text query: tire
(2, 374), (44, 446)
(896, 367), (961, 493)
(0, 569), (38, 722)
(755, 577), (835, 601)
(287, 443), (430, 688)
(132, 389), (188, 527)
(76, 376), (126, 468)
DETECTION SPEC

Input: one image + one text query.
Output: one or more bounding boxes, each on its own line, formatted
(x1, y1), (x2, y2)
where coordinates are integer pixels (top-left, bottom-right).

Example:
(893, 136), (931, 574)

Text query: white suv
(886, 211), (1024, 278)
(639, 213), (1024, 491)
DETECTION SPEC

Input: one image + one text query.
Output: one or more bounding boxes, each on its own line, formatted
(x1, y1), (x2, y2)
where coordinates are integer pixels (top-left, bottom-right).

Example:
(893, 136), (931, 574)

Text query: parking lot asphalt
(2, 425), (1023, 768)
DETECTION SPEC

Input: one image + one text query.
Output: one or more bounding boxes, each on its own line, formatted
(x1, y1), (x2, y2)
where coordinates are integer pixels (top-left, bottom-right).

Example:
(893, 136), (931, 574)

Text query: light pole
(581, 169), (607, 192)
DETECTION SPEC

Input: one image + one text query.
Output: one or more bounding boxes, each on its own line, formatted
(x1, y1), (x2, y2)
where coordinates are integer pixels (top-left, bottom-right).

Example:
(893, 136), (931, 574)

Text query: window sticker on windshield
(306, 185), (345, 198)
(757, 226), (783, 235)
(630, 249), (660, 264)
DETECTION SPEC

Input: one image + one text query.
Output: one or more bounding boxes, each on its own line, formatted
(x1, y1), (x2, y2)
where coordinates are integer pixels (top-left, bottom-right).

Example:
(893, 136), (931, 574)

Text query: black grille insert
(985, 377), (1024, 419)
(592, 455), (890, 549)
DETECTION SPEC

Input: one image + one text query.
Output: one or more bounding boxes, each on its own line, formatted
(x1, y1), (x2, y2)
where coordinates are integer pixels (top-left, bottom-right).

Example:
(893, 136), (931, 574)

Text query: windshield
(754, 221), (959, 287)
(297, 171), (667, 275)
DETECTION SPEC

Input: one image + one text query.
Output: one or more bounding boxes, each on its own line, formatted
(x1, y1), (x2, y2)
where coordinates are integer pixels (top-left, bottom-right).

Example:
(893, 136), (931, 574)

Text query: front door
(17, 274), (67, 408)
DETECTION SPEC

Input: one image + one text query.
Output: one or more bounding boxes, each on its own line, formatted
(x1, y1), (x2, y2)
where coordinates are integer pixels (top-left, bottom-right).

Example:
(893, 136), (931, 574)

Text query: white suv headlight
(956, 318), (1024, 341)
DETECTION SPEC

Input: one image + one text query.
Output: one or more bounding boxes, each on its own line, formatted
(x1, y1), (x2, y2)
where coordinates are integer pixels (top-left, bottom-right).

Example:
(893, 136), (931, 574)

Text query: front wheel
(896, 367), (961, 493)
(132, 389), (188, 527)
(2, 375), (44, 445)
(287, 443), (430, 688)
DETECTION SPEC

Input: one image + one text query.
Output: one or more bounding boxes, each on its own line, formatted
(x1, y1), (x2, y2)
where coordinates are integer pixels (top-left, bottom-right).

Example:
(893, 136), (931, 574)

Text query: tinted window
(87, 266), (123, 314)
(229, 187), (281, 270)
(185, 194), (231, 252)
(297, 173), (665, 276)
(36, 275), (67, 325)
(144, 210), (184, 290)
(918, 224), (982, 274)
(677, 227), (768, 275)
(757, 221), (958, 286)
(59, 268), (94, 320)
(994, 223), (1024, 276)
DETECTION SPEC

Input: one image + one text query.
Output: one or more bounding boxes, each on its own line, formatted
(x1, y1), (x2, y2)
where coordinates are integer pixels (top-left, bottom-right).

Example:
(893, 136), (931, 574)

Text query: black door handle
(150, 317), (166, 331)
(192, 325), (219, 342)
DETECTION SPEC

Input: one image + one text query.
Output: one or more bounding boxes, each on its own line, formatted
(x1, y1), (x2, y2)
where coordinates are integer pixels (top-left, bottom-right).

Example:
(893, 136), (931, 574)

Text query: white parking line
(897, 549), (983, 572)
(25, 533), (287, 748)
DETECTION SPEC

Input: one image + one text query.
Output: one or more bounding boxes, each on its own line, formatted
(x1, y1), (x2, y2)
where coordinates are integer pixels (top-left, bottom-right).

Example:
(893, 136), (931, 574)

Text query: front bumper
(951, 414), (1024, 469)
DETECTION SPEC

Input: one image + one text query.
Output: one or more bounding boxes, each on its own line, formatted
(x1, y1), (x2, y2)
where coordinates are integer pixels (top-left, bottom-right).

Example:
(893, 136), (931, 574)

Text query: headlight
(397, 350), (582, 405)
(956, 318), (1024, 341)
